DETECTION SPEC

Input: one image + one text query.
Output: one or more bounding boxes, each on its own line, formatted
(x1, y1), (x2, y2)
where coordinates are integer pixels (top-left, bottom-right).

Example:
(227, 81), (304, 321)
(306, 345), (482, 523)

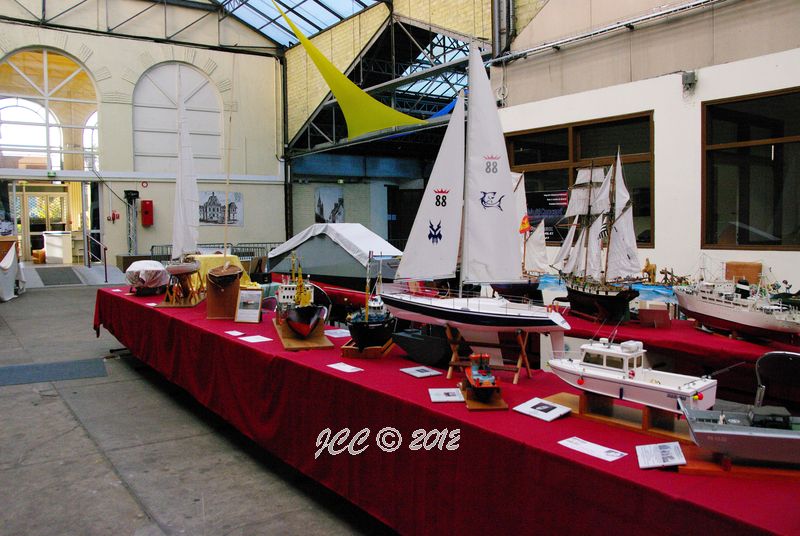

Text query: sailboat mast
(365, 251), (372, 322)
(581, 161), (594, 280)
(458, 87), (468, 299)
(602, 155), (617, 285)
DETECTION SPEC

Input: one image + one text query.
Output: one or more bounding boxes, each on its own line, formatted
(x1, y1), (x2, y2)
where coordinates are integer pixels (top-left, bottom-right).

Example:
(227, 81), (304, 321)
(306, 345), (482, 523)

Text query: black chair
(754, 351), (800, 407)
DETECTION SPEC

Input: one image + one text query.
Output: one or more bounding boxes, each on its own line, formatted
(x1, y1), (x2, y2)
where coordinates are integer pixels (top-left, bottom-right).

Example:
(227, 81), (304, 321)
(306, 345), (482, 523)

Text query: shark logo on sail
(480, 191), (505, 211)
(428, 221), (442, 244)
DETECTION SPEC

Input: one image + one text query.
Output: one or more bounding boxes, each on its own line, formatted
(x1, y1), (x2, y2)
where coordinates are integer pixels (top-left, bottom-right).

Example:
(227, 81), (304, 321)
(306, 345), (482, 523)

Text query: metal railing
(85, 232), (108, 283)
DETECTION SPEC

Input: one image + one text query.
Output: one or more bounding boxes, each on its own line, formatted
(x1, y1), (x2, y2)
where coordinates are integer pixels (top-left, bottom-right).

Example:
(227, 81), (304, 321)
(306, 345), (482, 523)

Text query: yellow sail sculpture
(273, 2), (426, 139)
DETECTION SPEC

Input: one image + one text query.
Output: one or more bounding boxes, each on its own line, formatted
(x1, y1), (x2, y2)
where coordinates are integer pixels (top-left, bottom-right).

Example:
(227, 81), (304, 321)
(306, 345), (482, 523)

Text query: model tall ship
(552, 150), (640, 322)
(381, 47), (570, 362)
(548, 338), (717, 414)
(347, 253), (395, 351)
(277, 253), (327, 338)
(674, 278), (800, 342)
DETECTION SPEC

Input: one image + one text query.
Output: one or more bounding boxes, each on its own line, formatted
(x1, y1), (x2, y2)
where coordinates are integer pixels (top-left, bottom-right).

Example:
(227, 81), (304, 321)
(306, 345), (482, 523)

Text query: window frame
(701, 87), (800, 251)
(507, 111), (655, 248)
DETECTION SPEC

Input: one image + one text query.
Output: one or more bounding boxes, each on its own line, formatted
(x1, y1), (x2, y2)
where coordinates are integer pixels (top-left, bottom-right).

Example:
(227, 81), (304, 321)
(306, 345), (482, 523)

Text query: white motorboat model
(548, 338), (717, 414)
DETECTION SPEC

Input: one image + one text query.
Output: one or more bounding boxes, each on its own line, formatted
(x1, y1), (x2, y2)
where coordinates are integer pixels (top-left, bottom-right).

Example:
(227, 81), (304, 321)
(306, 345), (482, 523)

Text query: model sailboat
(162, 66), (203, 306)
(553, 150), (640, 321)
(492, 173), (549, 301)
(380, 46), (570, 356)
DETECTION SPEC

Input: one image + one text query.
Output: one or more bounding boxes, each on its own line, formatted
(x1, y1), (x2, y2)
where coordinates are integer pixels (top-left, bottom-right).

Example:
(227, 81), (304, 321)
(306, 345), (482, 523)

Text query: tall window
(703, 89), (800, 249)
(507, 113), (654, 246)
(0, 49), (98, 171)
(133, 63), (222, 174)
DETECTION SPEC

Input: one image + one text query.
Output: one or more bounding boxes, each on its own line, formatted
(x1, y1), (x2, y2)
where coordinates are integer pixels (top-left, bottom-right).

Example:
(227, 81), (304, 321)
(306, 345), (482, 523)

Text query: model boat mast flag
(273, 1), (426, 139)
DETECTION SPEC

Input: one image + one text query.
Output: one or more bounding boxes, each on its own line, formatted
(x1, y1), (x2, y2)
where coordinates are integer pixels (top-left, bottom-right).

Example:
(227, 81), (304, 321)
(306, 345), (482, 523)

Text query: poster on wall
(315, 186), (344, 223)
(199, 191), (243, 227)
(527, 191), (568, 241)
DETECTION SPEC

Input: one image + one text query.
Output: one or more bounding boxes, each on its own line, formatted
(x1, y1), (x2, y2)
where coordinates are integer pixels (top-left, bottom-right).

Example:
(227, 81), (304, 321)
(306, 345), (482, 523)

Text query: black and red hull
(286, 305), (327, 338)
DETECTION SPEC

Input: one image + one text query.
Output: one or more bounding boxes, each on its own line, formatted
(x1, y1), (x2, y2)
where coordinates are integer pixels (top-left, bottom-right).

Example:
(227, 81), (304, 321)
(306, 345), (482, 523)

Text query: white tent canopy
(268, 223), (401, 268)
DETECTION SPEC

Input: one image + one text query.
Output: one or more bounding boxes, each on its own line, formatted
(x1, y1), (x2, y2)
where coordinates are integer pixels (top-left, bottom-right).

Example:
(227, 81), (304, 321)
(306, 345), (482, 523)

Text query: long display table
(94, 288), (800, 535)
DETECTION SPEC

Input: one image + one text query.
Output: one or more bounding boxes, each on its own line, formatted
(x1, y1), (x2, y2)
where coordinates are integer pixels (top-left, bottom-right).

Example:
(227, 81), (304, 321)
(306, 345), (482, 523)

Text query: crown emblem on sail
(433, 189), (450, 194)
(483, 155), (501, 160)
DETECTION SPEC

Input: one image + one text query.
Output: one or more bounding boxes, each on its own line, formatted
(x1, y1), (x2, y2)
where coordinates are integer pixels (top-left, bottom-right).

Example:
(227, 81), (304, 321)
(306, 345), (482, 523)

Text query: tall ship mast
(553, 150), (641, 321)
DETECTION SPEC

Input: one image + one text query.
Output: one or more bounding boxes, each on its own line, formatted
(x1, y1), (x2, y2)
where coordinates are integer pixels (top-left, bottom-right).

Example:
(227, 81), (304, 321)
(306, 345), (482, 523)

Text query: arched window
(0, 49), (98, 171)
(0, 97), (62, 169)
(133, 63), (222, 174)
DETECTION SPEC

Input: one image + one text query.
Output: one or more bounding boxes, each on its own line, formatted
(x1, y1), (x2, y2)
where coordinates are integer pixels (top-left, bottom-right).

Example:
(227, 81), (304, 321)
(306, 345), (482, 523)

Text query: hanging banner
(0, 181), (13, 236)
(273, 2), (426, 139)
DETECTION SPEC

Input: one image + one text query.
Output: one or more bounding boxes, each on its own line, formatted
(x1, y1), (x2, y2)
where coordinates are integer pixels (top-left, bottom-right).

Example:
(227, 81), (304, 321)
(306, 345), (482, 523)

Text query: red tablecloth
(95, 288), (800, 536)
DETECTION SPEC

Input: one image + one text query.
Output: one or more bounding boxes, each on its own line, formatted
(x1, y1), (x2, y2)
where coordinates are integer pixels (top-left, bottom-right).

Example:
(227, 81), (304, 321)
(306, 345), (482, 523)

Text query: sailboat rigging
(381, 46), (570, 358)
(553, 150), (641, 321)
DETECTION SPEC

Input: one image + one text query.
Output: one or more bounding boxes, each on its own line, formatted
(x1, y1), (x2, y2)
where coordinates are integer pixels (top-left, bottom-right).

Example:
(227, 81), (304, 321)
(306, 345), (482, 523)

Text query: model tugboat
(347, 253), (396, 352)
(278, 253), (327, 338)
(464, 353), (500, 403)
(548, 338), (717, 414)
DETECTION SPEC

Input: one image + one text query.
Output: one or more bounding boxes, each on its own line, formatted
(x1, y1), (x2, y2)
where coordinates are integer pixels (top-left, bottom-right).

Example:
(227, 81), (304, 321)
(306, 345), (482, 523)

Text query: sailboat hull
(491, 279), (542, 303)
(381, 293), (569, 333)
(566, 285), (639, 322)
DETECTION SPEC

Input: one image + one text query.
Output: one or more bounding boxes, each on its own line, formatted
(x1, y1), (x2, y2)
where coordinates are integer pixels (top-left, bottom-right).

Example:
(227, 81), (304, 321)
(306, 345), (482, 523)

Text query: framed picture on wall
(314, 186), (344, 223)
(235, 288), (263, 323)
(199, 191), (243, 227)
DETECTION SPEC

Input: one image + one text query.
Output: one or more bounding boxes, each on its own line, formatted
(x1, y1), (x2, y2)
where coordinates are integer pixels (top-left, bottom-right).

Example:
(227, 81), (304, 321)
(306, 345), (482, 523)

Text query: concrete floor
(0, 285), (394, 536)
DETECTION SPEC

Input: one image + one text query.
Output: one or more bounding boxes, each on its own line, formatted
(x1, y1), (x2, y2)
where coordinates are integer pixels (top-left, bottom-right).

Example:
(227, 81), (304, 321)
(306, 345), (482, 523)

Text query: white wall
(499, 47), (800, 283)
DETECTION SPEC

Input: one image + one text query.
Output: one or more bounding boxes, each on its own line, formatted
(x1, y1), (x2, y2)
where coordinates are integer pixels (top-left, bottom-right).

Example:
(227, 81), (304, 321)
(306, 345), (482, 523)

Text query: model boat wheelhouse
(548, 338), (717, 414)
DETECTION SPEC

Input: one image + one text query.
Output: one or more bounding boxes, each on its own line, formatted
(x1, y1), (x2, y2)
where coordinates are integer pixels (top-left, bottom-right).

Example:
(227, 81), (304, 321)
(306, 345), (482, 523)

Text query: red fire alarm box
(141, 200), (154, 227)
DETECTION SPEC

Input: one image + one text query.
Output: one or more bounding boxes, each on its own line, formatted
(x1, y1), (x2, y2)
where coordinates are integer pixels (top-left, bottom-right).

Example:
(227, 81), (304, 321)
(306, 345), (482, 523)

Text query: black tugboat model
(347, 252), (395, 352)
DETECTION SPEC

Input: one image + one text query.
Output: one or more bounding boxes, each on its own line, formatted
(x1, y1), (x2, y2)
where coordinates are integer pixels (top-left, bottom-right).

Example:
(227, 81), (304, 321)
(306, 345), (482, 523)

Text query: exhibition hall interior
(1, 0), (799, 534)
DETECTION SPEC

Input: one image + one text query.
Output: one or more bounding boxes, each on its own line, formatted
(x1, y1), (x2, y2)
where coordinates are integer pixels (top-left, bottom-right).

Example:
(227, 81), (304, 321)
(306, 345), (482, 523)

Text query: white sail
(394, 94), (465, 280)
(525, 220), (550, 273)
(462, 46), (522, 283)
(564, 227), (586, 275)
(584, 214), (605, 280)
(171, 67), (199, 260)
(552, 215), (578, 266)
(564, 167), (609, 217)
(606, 150), (641, 280)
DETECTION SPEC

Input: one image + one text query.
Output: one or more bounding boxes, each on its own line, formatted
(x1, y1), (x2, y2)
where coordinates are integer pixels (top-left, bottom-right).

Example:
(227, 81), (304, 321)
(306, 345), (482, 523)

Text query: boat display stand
(544, 391), (693, 444)
(678, 446), (800, 479)
(272, 318), (334, 351)
(444, 326), (532, 385)
(457, 382), (508, 411)
(341, 338), (394, 359)
(157, 270), (206, 308)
